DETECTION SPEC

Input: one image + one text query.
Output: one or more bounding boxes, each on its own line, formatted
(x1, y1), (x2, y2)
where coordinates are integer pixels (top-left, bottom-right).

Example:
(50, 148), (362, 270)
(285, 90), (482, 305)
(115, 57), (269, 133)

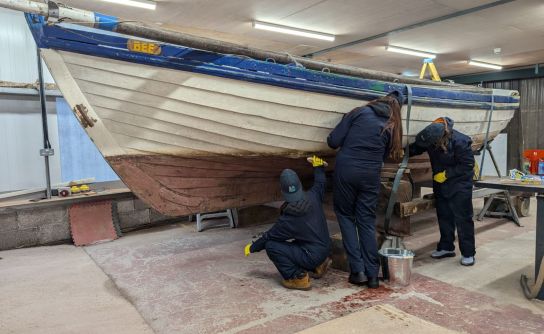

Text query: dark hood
(281, 196), (312, 217)
(443, 117), (454, 132)
(368, 102), (391, 118)
(415, 117), (456, 149)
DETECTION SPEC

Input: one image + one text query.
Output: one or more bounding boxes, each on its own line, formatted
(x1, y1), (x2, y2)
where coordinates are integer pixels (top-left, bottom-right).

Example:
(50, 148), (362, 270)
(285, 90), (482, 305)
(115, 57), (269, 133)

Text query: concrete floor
(1, 198), (543, 333)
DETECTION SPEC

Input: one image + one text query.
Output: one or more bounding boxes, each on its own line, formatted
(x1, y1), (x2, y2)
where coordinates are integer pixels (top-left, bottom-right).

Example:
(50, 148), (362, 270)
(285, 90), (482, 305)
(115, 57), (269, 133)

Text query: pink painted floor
(84, 200), (544, 333)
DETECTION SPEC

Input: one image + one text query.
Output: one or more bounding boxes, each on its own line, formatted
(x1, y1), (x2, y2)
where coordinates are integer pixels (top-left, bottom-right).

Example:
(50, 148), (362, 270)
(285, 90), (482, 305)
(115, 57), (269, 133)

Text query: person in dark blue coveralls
(244, 156), (332, 290)
(328, 91), (405, 288)
(409, 117), (476, 266)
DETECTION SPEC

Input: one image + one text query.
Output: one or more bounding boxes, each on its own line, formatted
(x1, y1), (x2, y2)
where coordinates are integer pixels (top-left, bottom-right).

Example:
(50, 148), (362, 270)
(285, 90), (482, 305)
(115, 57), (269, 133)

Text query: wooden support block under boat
(396, 198), (436, 219)
(376, 180), (413, 237)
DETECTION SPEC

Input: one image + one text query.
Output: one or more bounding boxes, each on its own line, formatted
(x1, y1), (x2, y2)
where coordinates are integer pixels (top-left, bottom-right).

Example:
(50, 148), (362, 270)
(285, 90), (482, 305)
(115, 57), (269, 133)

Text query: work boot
(460, 256), (475, 266)
(282, 272), (311, 291)
(348, 272), (368, 286)
(310, 257), (332, 279)
(367, 277), (379, 289)
(431, 250), (456, 259)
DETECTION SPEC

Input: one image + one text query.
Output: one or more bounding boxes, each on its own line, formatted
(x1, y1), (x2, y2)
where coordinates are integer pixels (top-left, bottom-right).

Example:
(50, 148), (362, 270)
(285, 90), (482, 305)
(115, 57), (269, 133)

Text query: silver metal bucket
(379, 248), (415, 286)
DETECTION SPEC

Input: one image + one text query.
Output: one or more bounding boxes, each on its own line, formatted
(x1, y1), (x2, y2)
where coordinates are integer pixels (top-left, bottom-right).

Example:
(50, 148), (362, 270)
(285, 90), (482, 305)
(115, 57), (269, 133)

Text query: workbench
(474, 178), (544, 300)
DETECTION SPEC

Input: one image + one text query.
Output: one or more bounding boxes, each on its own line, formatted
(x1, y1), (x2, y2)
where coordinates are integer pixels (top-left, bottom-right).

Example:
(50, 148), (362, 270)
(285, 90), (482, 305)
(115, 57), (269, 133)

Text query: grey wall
(0, 92), (62, 192)
(0, 8), (54, 83)
(0, 8), (59, 192)
(0, 8), (120, 193)
(478, 133), (507, 177)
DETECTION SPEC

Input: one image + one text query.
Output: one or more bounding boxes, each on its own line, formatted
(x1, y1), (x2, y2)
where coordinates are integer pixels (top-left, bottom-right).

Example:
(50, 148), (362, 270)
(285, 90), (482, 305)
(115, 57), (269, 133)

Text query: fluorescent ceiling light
(102, 0), (156, 10)
(253, 21), (335, 41)
(468, 60), (502, 70)
(386, 46), (436, 59)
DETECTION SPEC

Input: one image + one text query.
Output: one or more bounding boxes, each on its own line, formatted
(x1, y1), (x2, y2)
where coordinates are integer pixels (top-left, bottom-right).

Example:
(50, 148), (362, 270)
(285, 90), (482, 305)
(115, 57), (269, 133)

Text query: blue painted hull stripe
(25, 14), (519, 110)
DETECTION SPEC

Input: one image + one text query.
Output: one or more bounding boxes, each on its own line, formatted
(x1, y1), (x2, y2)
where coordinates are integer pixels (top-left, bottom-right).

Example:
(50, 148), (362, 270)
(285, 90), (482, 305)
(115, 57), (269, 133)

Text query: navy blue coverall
(409, 130), (476, 257)
(327, 102), (392, 278)
(249, 167), (330, 279)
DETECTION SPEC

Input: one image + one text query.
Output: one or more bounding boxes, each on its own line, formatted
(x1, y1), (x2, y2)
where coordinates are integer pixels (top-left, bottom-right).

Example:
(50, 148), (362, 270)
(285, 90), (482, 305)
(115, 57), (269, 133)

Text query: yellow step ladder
(419, 58), (441, 81)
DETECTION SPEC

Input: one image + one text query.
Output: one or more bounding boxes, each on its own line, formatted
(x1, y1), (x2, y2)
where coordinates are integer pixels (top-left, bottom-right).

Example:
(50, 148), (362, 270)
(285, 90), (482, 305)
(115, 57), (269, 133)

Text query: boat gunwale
(25, 14), (520, 110)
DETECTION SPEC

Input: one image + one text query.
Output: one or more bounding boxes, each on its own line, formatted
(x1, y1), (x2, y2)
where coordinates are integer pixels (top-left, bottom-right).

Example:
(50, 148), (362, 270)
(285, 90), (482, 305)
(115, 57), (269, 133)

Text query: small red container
(523, 149), (544, 175)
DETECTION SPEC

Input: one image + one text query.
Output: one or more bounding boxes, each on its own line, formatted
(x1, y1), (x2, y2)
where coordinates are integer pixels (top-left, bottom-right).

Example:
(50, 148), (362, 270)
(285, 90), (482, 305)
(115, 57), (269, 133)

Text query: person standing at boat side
(244, 156), (332, 291)
(409, 117), (476, 266)
(327, 91), (404, 288)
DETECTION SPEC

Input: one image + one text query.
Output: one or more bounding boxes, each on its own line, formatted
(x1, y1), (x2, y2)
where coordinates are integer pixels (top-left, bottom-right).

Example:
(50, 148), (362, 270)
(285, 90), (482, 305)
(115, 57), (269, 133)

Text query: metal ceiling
(55, 0), (544, 77)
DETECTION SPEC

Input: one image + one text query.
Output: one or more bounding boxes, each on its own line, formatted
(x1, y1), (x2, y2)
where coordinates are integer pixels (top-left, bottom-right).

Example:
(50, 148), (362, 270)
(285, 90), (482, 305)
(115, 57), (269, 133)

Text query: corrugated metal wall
(0, 8), (57, 192)
(0, 8), (119, 193)
(485, 78), (544, 170)
(0, 8), (54, 83)
(0, 93), (62, 192)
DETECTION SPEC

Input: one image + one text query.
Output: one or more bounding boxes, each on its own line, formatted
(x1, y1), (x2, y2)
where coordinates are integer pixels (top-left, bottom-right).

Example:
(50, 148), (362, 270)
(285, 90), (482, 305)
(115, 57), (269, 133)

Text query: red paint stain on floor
(389, 274), (544, 334)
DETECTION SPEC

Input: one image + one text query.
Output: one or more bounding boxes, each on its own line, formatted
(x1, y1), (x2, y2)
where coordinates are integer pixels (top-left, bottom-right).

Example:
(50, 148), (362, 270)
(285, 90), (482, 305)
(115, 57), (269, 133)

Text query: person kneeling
(244, 156), (332, 290)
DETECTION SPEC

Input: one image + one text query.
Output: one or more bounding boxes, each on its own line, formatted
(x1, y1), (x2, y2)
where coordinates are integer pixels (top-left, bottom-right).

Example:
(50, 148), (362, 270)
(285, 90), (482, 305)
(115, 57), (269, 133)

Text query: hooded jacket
(250, 167), (330, 262)
(409, 119), (475, 198)
(327, 102), (392, 166)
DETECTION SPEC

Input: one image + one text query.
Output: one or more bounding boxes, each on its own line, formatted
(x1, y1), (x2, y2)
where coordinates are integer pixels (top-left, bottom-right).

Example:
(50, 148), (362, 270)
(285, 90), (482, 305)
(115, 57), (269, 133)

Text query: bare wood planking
(107, 154), (313, 216)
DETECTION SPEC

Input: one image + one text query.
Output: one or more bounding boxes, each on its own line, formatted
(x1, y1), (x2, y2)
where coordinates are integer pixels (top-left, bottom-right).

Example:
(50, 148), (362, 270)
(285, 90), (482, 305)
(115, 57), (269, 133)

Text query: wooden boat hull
(29, 19), (519, 216)
(107, 154), (437, 216)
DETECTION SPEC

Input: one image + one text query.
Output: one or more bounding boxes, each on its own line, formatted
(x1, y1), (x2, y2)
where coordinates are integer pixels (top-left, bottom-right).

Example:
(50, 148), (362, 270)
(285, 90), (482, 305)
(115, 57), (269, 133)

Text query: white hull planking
(41, 49), (516, 159)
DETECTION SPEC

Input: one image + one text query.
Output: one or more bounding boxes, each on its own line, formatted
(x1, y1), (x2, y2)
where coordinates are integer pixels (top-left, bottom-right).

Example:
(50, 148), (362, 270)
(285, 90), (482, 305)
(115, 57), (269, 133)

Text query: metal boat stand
(473, 92), (524, 226)
(474, 143), (523, 226)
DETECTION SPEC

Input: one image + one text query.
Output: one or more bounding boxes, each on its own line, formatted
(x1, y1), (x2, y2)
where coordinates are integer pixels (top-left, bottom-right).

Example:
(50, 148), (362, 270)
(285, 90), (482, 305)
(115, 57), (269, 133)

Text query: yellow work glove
(433, 171), (447, 183)
(244, 243), (252, 257)
(307, 155), (328, 167)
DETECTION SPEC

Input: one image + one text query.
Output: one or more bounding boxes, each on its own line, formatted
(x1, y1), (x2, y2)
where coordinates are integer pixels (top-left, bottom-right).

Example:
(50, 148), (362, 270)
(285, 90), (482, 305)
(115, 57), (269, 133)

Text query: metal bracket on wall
(39, 148), (55, 156)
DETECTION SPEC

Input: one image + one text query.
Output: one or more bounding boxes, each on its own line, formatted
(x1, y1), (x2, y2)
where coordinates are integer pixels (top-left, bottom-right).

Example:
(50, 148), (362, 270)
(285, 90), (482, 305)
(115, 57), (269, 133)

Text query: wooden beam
(396, 197), (435, 218)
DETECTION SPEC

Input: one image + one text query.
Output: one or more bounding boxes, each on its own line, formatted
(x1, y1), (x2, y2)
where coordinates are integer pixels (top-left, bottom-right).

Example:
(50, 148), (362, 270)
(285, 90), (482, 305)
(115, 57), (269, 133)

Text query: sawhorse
(474, 143), (522, 226)
(474, 188), (522, 226)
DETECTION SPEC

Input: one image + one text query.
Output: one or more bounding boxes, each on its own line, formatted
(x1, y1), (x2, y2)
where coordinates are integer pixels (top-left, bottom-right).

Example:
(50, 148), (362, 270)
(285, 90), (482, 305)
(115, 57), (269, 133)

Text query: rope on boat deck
(285, 52), (305, 68)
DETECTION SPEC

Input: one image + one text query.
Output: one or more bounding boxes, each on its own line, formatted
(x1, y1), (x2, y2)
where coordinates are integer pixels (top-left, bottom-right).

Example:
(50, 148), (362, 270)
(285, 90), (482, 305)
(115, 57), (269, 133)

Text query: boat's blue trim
(26, 14), (519, 110)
